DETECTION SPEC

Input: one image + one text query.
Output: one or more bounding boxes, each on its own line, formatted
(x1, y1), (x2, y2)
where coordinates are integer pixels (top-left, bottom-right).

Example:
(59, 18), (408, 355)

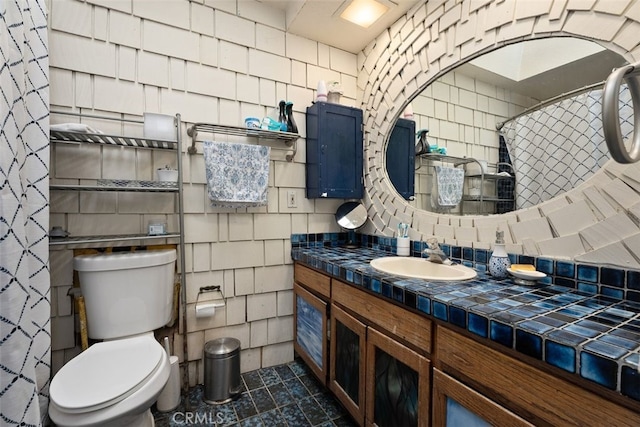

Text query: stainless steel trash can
(204, 337), (242, 404)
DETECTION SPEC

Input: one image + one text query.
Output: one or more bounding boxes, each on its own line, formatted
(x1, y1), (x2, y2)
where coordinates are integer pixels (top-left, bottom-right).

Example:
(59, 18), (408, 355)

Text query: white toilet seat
(49, 333), (171, 427)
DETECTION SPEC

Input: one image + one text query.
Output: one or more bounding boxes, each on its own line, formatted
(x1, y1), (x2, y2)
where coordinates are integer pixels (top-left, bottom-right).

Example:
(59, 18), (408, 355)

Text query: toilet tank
(73, 249), (177, 340)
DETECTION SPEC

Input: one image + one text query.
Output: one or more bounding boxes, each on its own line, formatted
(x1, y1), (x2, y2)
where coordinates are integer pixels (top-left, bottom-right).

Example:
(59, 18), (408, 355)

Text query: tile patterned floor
(152, 359), (357, 426)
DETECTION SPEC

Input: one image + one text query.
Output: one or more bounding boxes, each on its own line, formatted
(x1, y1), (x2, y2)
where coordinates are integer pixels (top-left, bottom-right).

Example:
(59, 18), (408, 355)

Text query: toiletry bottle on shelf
(489, 226), (511, 278)
(285, 102), (298, 133)
(278, 100), (288, 131)
(316, 80), (328, 102)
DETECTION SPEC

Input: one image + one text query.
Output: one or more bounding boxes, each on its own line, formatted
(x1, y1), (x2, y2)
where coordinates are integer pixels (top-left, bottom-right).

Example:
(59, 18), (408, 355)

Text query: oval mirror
(385, 37), (629, 215)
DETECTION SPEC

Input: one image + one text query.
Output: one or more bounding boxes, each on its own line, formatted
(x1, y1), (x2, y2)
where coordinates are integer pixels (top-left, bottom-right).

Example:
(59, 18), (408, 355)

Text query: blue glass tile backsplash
(291, 232), (640, 298)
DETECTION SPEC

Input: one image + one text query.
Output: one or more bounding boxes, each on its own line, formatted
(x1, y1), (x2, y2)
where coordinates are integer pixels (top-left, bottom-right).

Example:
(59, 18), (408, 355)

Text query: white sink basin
(370, 256), (477, 281)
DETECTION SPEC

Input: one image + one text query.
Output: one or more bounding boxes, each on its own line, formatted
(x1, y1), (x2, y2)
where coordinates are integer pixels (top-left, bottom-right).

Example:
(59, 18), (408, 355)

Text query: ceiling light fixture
(340, 0), (389, 28)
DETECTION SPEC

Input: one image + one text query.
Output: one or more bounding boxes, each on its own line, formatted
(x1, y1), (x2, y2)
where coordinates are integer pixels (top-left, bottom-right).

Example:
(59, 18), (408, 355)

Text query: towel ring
(603, 61), (640, 163)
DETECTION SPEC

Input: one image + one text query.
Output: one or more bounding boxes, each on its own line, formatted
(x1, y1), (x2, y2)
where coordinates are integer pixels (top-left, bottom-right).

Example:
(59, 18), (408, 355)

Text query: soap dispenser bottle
(278, 100), (288, 131)
(285, 101), (298, 133)
(489, 226), (511, 278)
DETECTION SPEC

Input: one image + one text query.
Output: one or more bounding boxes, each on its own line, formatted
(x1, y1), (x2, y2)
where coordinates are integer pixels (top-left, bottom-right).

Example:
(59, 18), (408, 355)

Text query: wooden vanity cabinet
(436, 326), (640, 427)
(331, 279), (432, 427)
(294, 263), (640, 427)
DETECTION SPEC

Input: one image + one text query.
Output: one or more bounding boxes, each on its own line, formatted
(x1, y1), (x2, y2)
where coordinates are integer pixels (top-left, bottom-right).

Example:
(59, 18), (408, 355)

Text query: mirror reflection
(386, 37), (629, 215)
(335, 201), (367, 248)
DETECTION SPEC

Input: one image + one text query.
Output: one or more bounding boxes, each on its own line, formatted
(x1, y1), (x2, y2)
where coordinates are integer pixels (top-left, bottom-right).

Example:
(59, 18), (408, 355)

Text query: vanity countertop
(291, 245), (640, 403)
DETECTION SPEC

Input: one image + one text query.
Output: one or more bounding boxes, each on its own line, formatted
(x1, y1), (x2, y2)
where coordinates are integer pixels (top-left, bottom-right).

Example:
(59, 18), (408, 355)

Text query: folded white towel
(50, 123), (103, 134)
(203, 141), (270, 208)
(432, 165), (464, 208)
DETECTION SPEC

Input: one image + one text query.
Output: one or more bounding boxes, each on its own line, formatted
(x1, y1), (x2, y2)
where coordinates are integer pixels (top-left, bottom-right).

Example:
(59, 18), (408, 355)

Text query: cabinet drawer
(332, 279), (432, 354)
(294, 263), (331, 298)
(437, 326), (640, 427)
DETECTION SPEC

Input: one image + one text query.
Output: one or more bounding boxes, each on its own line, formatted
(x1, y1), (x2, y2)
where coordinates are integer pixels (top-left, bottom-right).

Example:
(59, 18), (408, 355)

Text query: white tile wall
(191, 2), (215, 36)
(546, 200), (597, 237)
(138, 51), (169, 88)
(50, 31), (117, 77)
(262, 342), (294, 367)
(246, 292), (278, 323)
(51, 0), (93, 38)
(265, 240), (285, 266)
(109, 11), (141, 49)
(536, 234), (586, 259)
(215, 10), (256, 48)
(277, 290), (294, 316)
(255, 265), (292, 294)
(267, 316), (293, 344)
(250, 319), (269, 348)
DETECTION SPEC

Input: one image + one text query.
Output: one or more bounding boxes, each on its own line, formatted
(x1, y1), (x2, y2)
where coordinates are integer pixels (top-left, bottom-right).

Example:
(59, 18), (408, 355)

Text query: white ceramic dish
(507, 268), (546, 285)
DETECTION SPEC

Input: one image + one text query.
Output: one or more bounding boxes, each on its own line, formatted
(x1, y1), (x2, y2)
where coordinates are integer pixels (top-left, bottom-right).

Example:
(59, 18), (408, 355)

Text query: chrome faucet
(423, 238), (449, 264)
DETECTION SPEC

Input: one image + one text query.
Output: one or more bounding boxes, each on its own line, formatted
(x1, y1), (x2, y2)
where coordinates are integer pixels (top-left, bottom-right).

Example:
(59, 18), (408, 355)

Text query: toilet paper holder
(197, 285), (225, 303)
(195, 285), (226, 319)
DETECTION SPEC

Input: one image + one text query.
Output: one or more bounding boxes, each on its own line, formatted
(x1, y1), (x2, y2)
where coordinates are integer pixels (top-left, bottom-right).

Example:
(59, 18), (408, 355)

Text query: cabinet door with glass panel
(330, 305), (367, 425)
(293, 283), (329, 384)
(432, 369), (533, 427)
(365, 328), (431, 427)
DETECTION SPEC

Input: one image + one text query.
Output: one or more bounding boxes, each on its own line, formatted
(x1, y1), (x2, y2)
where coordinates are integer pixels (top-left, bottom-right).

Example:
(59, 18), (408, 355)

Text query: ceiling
(257, 1), (628, 102)
(257, 0), (422, 53)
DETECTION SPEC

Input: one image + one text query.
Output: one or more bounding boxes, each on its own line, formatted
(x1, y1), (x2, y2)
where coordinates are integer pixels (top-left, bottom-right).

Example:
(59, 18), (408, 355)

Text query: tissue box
(143, 113), (176, 140)
(156, 168), (178, 182)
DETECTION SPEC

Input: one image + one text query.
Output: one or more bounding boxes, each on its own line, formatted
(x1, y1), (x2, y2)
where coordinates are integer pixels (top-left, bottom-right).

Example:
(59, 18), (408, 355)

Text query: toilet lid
(50, 334), (163, 412)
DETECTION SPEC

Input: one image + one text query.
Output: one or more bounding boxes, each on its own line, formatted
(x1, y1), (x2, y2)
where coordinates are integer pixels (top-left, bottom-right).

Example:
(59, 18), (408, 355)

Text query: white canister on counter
(397, 237), (410, 256)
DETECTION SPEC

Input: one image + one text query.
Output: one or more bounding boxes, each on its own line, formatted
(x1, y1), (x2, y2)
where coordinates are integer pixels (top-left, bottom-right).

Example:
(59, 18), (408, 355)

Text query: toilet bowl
(48, 249), (177, 427)
(49, 333), (170, 427)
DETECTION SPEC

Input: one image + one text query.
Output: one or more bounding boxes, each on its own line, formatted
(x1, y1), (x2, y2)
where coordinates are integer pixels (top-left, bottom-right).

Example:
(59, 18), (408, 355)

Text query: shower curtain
(502, 85), (633, 209)
(0, 1), (50, 425)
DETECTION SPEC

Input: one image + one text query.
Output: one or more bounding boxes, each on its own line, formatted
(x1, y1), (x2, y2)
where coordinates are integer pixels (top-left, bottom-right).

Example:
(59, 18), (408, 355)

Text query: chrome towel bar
(186, 122), (298, 161)
(603, 60), (640, 163)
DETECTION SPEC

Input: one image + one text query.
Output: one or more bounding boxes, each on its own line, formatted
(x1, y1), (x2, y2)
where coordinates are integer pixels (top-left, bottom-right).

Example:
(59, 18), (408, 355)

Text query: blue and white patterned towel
(432, 165), (464, 207)
(203, 141), (270, 208)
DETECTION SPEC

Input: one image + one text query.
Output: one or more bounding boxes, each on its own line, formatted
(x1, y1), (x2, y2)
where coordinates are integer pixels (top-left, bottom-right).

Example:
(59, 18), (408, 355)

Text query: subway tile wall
(47, 0), (353, 386)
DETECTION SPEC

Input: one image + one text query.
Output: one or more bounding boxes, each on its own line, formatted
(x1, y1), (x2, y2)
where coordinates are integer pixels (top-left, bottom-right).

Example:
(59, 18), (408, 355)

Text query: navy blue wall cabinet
(306, 102), (363, 199)
(386, 118), (415, 200)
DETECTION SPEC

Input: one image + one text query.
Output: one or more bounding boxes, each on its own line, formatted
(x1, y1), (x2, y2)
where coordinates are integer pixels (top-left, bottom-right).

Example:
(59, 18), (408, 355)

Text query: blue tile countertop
(291, 242), (640, 403)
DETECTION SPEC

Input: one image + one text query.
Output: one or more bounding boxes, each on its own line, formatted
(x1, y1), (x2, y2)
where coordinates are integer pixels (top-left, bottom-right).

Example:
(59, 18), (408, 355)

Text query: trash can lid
(204, 337), (241, 358)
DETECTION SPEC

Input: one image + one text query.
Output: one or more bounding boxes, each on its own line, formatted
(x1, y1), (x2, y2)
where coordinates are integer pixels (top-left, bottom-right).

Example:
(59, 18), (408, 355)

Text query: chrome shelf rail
(50, 129), (179, 150)
(50, 180), (179, 192)
(49, 233), (181, 246)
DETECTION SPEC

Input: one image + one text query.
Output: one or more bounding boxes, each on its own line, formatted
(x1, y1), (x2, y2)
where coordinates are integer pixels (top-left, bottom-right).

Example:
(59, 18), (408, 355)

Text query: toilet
(49, 249), (177, 427)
